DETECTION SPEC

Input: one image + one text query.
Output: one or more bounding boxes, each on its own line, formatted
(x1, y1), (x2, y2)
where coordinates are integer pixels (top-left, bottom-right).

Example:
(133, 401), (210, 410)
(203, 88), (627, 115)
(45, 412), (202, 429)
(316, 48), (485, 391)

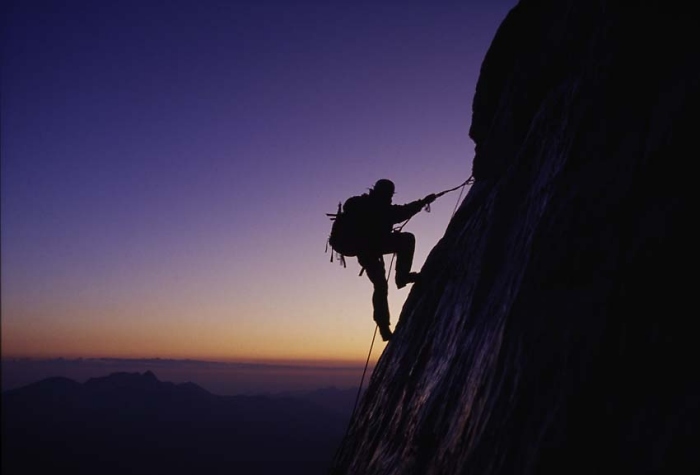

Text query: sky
(1, 0), (517, 383)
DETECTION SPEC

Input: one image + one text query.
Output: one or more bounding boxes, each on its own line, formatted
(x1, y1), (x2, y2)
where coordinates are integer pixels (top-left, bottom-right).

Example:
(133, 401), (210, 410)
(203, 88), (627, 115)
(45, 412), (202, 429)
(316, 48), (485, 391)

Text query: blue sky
(2, 0), (517, 371)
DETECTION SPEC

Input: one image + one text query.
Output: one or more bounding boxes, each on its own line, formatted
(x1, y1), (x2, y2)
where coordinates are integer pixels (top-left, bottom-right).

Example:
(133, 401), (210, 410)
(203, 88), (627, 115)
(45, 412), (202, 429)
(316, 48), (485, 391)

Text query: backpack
(326, 195), (369, 266)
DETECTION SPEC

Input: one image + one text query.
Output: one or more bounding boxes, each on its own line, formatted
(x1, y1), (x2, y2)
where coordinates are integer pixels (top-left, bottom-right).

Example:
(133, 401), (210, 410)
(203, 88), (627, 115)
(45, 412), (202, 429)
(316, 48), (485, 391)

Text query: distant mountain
(2, 371), (352, 475)
(275, 386), (360, 418)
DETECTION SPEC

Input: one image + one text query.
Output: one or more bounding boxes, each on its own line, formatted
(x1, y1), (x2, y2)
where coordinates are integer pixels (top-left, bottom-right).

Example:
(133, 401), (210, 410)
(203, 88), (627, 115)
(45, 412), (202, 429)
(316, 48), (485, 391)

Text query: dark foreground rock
(331, 2), (700, 474)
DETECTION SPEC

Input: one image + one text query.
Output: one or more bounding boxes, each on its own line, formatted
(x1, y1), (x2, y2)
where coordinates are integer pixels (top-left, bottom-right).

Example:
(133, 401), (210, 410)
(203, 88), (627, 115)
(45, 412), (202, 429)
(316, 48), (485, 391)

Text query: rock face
(331, 1), (699, 474)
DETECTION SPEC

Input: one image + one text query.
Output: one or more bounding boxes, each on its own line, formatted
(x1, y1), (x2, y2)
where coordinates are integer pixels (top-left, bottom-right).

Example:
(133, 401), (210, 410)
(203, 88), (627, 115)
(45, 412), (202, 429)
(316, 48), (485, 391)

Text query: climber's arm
(390, 194), (436, 224)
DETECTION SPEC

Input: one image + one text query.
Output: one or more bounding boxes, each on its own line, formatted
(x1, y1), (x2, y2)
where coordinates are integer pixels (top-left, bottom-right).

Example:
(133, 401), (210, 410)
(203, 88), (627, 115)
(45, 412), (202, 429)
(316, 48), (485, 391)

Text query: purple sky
(2, 0), (516, 380)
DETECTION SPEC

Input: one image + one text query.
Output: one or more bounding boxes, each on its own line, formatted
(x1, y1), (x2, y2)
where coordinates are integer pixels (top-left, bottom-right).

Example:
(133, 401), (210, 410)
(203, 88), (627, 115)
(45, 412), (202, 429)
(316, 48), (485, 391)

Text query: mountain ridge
(2, 371), (352, 475)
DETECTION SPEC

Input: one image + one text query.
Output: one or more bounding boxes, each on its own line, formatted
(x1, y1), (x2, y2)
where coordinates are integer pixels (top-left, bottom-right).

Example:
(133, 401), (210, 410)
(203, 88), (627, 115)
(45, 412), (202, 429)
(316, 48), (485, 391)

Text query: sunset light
(2, 0), (516, 390)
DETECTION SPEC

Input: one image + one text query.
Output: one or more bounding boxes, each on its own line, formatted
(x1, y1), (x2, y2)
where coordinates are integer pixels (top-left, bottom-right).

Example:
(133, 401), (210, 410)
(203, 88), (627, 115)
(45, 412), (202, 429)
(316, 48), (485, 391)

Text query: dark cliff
(331, 1), (699, 474)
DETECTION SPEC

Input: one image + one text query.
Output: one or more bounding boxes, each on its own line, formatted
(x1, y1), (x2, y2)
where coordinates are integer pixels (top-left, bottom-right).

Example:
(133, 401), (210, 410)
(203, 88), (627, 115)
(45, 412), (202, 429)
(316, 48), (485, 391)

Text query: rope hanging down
(332, 254), (392, 470)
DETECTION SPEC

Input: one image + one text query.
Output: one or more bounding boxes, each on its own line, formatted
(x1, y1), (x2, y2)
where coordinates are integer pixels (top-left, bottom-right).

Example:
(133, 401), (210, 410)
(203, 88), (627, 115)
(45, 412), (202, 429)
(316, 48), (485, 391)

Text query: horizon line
(1, 355), (375, 370)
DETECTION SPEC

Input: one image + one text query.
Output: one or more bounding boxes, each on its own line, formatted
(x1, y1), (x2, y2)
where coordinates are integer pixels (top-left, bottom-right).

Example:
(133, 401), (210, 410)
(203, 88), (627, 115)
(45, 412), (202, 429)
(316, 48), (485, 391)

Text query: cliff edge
(331, 1), (700, 474)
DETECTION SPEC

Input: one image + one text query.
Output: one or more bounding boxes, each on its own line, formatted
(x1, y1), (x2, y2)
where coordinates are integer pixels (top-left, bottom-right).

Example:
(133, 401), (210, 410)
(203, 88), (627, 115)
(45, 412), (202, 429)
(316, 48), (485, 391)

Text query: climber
(342, 179), (435, 341)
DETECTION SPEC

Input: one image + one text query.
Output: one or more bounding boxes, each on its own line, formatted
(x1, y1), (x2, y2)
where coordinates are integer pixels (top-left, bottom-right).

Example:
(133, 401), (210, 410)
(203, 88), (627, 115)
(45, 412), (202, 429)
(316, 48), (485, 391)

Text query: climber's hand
(423, 194), (437, 205)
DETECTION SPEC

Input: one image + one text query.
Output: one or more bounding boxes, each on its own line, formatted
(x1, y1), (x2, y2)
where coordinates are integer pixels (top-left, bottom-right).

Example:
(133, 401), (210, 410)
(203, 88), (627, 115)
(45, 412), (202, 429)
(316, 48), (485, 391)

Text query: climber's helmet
(372, 179), (395, 200)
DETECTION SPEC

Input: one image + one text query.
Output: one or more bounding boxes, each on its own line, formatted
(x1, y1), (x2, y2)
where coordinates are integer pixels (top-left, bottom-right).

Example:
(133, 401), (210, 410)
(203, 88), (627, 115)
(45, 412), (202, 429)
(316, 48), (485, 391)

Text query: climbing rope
(346, 252), (395, 428)
(353, 175), (475, 407)
(397, 174), (474, 231)
(348, 323), (378, 429)
(436, 175), (474, 199)
(334, 176), (474, 465)
(331, 253), (394, 471)
(450, 174), (473, 218)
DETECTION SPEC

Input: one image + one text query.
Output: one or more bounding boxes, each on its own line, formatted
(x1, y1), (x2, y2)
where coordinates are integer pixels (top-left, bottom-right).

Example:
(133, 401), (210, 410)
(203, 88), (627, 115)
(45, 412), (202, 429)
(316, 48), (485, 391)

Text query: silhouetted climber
(328, 179), (436, 341)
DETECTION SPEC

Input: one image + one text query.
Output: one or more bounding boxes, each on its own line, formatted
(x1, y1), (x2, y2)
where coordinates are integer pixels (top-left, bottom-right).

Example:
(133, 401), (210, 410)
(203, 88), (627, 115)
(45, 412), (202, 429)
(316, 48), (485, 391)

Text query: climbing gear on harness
(325, 202), (348, 267)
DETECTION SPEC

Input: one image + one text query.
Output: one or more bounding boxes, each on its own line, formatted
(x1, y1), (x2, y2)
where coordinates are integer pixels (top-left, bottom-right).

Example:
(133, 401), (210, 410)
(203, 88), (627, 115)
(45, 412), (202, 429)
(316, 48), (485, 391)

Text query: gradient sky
(2, 0), (516, 365)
